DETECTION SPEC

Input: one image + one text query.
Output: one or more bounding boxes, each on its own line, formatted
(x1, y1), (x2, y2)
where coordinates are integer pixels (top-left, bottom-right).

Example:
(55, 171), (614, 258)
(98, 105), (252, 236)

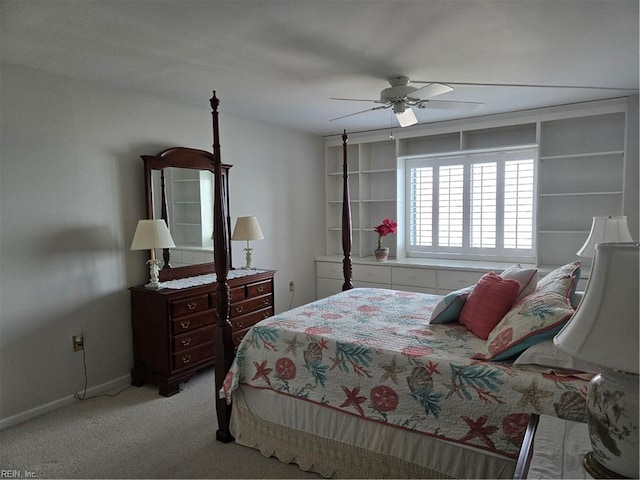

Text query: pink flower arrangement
(374, 218), (397, 249)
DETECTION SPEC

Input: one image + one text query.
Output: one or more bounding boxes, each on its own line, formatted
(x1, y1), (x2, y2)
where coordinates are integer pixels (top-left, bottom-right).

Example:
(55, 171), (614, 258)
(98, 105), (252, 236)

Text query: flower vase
(374, 247), (389, 262)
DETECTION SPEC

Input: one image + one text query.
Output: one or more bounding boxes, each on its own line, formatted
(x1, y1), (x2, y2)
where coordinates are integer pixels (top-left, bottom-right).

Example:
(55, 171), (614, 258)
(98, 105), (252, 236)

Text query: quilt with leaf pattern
(222, 288), (588, 458)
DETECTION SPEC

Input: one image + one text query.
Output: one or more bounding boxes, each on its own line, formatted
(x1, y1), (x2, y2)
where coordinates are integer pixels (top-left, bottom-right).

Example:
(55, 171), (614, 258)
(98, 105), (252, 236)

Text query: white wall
(0, 62), (325, 426)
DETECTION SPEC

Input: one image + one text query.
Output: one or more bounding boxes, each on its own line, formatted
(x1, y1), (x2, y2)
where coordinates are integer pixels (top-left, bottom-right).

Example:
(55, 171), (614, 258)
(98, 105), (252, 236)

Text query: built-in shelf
(539, 191), (623, 197)
(324, 99), (630, 269)
(539, 150), (624, 161)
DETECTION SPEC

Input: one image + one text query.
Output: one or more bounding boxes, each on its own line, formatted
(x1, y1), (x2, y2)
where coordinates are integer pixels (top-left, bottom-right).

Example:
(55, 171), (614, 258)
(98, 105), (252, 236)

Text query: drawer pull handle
(256, 286), (264, 292)
(181, 337), (191, 346)
(236, 320), (243, 328)
(235, 306), (244, 314)
(262, 312), (269, 319)
(262, 299), (269, 305)
(180, 320), (191, 329)
(187, 300), (197, 310)
(181, 354), (191, 364)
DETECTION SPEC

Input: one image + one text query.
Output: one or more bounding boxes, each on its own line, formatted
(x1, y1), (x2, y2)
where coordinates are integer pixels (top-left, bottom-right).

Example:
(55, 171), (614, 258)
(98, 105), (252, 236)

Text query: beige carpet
(0, 367), (319, 479)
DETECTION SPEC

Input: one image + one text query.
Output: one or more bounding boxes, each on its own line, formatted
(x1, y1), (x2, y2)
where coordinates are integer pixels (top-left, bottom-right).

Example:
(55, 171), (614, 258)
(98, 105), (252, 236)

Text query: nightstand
(514, 414), (594, 479)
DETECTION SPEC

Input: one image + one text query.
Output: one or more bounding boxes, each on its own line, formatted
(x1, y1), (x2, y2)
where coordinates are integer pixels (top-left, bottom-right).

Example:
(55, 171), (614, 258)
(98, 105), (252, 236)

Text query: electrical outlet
(289, 281), (295, 292)
(72, 335), (84, 352)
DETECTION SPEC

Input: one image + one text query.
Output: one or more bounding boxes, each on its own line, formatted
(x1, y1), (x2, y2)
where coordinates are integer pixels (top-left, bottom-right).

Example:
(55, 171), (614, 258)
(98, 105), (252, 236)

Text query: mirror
(142, 147), (232, 281)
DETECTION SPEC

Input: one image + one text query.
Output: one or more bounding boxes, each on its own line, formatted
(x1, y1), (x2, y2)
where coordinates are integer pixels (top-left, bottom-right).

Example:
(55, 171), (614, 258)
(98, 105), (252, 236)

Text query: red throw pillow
(459, 272), (520, 339)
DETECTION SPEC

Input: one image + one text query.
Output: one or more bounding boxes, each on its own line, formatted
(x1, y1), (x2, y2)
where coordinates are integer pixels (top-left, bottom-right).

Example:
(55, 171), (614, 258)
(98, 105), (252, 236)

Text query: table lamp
(231, 216), (263, 269)
(554, 242), (639, 478)
(130, 219), (175, 288)
(577, 216), (633, 258)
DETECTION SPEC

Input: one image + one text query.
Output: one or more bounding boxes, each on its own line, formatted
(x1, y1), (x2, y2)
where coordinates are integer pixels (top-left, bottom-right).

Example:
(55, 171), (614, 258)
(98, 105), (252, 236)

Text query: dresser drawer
(172, 325), (215, 353)
(232, 306), (273, 330)
(171, 310), (215, 334)
(170, 294), (210, 318)
(247, 279), (272, 298)
(231, 295), (273, 318)
(229, 286), (245, 303)
(438, 269), (485, 291)
(392, 267), (437, 289)
(316, 261), (343, 279)
(352, 264), (391, 284)
(172, 341), (214, 370)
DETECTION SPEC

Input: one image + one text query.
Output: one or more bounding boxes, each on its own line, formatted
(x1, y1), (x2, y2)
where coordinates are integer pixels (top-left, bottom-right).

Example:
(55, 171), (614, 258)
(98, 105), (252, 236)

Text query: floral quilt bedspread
(222, 288), (588, 458)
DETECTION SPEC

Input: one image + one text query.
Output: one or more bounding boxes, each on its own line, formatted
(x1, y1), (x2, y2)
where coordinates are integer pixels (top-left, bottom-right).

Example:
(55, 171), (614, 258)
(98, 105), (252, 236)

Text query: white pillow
(499, 264), (538, 302)
(514, 340), (599, 373)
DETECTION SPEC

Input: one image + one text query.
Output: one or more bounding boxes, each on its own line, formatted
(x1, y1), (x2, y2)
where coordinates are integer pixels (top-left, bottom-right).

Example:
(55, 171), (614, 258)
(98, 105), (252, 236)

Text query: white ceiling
(2, 0), (638, 136)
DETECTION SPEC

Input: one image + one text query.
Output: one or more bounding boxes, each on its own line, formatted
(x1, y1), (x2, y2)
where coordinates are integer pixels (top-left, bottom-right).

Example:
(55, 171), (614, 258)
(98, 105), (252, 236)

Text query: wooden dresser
(130, 269), (275, 396)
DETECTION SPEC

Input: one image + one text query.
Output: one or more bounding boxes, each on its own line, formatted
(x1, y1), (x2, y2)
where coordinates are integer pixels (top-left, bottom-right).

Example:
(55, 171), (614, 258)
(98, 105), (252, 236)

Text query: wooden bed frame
(210, 94), (353, 441)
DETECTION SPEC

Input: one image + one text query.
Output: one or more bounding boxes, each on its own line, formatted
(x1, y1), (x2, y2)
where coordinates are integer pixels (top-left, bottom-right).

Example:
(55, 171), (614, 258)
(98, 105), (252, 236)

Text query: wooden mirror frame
(141, 147), (233, 281)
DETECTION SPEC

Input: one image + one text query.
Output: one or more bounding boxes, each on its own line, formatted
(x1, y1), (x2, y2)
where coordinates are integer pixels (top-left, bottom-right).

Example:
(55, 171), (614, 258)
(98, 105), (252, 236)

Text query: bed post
(210, 92), (234, 443)
(341, 130), (353, 291)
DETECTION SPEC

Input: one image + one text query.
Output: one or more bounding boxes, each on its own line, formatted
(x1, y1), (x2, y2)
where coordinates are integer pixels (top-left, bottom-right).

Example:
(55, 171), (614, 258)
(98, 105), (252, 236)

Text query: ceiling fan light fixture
(394, 104), (418, 127)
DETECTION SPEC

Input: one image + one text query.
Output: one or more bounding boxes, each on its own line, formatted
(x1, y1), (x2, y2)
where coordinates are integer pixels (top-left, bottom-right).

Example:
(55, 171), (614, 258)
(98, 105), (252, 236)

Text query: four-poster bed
(207, 95), (591, 478)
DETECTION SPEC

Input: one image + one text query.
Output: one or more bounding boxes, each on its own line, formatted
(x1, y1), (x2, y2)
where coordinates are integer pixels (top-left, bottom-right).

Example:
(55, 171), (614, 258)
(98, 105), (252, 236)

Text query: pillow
(537, 262), (581, 307)
(459, 272), (521, 339)
(500, 264), (538, 302)
(514, 340), (599, 373)
(473, 290), (574, 361)
(429, 285), (474, 324)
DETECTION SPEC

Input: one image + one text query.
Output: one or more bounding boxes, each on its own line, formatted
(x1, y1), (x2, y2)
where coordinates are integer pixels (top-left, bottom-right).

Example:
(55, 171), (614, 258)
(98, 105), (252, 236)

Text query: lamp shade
(577, 215), (633, 258)
(130, 219), (175, 250)
(231, 216), (264, 241)
(393, 103), (418, 127)
(554, 242), (639, 374)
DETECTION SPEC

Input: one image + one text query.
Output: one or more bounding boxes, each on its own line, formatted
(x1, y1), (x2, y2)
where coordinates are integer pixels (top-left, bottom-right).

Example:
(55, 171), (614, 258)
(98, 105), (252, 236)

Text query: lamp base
(585, 369), (639, 479)
(584, 452), (628, 479)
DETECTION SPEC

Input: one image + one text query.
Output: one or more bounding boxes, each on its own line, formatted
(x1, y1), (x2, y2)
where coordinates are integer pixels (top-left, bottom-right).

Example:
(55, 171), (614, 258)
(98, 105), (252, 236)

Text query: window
(406, 146), (537, 262)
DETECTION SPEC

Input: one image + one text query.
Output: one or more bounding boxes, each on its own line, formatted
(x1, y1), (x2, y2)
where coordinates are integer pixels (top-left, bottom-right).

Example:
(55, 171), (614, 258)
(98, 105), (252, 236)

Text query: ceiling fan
(330, 76), (484, 127)
(330, 76), (634, 127)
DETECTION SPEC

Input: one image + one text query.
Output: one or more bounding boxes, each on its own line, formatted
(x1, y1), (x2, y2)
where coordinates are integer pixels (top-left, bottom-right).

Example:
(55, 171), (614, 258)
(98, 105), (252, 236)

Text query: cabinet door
(352, 264), (391, 285)
(317, 277), (343, 299)
(391, 267), (437, 290)
(438, 270), (484, 294)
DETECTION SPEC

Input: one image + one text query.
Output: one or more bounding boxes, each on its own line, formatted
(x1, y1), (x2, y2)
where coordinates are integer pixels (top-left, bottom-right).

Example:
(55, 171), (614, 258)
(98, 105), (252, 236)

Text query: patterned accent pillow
(473, 290), (574, 361)
(459, 272), (521, 339)
(429, 285), (474, 324)
(537, 261), (581, 307)
(500, 264), (538, 302)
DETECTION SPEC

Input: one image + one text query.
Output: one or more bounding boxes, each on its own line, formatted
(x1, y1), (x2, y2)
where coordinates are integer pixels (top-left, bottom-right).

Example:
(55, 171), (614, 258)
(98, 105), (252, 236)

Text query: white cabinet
(315, 258), (498, 299)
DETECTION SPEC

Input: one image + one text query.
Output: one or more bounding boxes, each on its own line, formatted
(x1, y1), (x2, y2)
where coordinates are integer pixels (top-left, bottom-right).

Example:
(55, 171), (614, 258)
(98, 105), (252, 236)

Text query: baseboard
(0, 374), (131, 431)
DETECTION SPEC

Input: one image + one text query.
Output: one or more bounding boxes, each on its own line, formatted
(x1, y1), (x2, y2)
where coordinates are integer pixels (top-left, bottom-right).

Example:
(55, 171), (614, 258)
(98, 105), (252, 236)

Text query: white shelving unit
(321, 98), (633, 298)
(537, 111), (626, 268)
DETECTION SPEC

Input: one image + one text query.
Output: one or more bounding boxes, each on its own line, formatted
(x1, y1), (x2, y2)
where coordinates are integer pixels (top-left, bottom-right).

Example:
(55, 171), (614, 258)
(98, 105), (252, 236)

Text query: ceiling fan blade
(417, 99), (484, 111)
(330, 105), (390, 122)
(330, 97), (379, 102)
(410, 82), (454, 99)
(411, 80), (636, 91)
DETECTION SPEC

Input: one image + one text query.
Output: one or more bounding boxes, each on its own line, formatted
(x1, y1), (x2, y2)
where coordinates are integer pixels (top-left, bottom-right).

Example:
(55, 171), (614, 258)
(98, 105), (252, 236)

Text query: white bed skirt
(230, 387), (516, 479)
